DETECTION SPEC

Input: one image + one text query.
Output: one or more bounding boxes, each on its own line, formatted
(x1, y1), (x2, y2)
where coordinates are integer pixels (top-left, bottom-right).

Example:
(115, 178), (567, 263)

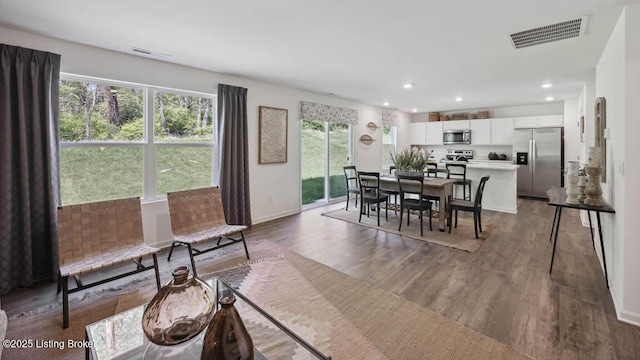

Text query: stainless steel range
(445, 149), (473, 162)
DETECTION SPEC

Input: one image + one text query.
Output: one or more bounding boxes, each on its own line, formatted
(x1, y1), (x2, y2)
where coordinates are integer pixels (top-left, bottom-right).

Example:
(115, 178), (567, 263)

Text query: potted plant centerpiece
(390, 147), (431, 177)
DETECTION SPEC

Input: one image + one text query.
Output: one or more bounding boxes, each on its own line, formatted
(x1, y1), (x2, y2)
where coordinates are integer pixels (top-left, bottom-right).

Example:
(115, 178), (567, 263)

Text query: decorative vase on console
(576, 172), (587, 202)
(584, 146), (604, 206)
(585, 166), (603, 206)
(565, 161), (580, 204)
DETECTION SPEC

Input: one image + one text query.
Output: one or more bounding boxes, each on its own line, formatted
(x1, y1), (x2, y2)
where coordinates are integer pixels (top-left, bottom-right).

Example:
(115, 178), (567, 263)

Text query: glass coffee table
(85, 277), (331, 360)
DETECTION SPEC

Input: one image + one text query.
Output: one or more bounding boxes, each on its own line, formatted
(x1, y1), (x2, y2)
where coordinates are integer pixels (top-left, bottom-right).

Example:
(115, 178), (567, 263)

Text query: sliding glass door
(301, 120), (352, 207)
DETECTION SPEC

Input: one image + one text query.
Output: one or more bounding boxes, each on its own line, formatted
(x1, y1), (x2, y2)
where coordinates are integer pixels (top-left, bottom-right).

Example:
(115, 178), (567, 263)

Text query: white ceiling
(1, 0), (639, 113)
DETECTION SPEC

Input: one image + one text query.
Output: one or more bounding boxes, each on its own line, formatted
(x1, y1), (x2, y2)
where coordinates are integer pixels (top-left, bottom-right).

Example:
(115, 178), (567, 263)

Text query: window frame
(59, 73), (217, 204)
(382, 124), (396, 171)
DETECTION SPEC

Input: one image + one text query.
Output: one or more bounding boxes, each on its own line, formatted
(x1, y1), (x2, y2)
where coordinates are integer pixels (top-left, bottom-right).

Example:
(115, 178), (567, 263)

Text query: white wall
(563, 98), (580, 171)
(0, 26), (409, 247)
(595, 3), (640, 326)
(622, 3), (640, 322)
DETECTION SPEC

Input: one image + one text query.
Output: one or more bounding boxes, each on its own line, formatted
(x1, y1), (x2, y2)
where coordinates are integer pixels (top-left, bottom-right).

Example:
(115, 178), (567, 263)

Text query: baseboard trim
(609, 285), (640, 327)
(253, 208), (301, 225)
(483, 205), (517, 214)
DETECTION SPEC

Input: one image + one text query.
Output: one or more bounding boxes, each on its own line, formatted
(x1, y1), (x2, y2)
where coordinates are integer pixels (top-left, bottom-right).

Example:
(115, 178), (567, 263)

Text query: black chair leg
(473, 211), (479, 239)
(186, 243), (198, 278)
(478, 211), (483, 233)
(62, 275), (69, 329)
(448, 208), (453, 233)
(359, 202), (363, 222)
(152, 254), (161, 290)
(346, 194), (350, 210)
(377, 201), (381, 226)
(399, 205), (404, 231)
(385, 200), (388, 221)
(419, 210), (423, 237)
(167, 241), (178, 261)
(429, 206), (433, 231)
(455, 209), (459, 228)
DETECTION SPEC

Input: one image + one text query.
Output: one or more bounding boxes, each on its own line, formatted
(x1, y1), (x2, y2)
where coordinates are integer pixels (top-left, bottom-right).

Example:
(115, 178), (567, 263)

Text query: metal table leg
(549, 206), (559, 243)
(596, 211), (610, 288)
(549, 207), (563, 274)
(587, 210), (595, 249)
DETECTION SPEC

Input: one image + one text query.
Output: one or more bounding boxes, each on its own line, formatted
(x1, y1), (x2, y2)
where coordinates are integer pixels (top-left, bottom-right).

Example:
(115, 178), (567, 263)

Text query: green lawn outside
(60, 146), (212, 205)
(61, 124), (351, 206)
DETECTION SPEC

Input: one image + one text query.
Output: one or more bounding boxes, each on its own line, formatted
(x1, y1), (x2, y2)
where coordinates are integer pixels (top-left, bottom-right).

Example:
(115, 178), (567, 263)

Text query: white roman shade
(300, 101), (359, 125)
(382, 112), (399, 127)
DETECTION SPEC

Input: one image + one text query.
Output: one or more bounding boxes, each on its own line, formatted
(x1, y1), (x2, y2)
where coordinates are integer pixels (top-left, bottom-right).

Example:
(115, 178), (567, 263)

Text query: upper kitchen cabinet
(470, 119), (491, 145)
(514, 116), (539, 128)
(409, 122), (427, 145)
(442, 120), (470, 130)
(514, 115), (564, 128)
(491, 118), (514, 145)
(539, 115), (564, 127)
(426, 122), (443, 145)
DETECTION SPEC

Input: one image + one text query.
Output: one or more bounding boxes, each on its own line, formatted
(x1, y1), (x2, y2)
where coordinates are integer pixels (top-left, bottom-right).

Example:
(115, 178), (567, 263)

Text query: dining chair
(381, 165), (399, 214)
(448, 176), (490, 238)
(343, 165), (360, 210)
(397, 173), (432, 236)
(446, 163), (472, 200)
(357, 171), (389, 226)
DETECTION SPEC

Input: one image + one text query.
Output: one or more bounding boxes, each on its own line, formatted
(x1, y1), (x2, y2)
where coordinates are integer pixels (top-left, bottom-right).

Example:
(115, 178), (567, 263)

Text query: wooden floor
(4, 198), (639, 359)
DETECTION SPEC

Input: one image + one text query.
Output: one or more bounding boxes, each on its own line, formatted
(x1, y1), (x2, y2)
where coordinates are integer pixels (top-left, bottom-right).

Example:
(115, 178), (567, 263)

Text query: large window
(59, 75), (215, 205)
(382, 124), (396, 171)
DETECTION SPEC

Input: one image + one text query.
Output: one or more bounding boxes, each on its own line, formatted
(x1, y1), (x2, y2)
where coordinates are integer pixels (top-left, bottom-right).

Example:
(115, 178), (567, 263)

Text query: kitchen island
(436, 160), (519, 213)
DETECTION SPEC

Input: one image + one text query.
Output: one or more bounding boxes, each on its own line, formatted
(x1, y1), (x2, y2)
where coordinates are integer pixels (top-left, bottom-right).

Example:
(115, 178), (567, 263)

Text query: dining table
(378, 174), (455, 231)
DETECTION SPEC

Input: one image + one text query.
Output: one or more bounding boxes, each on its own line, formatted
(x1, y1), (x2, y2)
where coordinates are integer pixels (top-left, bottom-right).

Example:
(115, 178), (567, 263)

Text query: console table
(547, 187), (615, 288)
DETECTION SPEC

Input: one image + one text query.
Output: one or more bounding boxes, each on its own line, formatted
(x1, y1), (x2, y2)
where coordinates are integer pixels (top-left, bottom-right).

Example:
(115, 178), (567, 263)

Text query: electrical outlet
(267, 195), (273, 203)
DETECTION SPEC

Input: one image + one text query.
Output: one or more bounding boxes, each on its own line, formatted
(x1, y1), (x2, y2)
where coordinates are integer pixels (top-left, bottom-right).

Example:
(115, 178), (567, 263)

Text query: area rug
(5, 242), (530, 360)
(322, 208), (493, 252)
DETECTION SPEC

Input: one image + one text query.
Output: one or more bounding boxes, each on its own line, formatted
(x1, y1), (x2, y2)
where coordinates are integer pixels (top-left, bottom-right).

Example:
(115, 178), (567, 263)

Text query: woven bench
(57, 197), (161, 329)
(166, 187), (250, 278)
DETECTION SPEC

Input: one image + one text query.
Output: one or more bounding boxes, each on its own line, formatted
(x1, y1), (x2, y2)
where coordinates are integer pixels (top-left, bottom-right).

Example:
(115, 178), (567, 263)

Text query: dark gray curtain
(217, 84), (252, 226)
(0, 44), (61, 294)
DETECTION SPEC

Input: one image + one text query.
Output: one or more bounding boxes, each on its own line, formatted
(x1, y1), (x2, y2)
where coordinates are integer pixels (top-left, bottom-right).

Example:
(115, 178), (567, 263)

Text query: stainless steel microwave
(443, 129), (471, 145)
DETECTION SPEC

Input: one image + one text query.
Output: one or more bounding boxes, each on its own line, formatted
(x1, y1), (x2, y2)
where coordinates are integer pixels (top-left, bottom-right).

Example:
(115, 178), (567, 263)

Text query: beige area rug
(323, 207), (493, 252)
(5, 241), (530, 360)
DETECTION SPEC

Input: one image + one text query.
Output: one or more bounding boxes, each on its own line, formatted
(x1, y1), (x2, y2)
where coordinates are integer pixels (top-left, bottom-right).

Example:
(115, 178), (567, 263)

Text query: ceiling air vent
(508, 17), (587, 49)
(131, 47), (172, 59)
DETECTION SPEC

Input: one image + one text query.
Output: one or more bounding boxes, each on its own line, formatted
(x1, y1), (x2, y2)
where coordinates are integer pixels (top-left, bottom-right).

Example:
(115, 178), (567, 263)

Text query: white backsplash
(418, 145), (513, 161)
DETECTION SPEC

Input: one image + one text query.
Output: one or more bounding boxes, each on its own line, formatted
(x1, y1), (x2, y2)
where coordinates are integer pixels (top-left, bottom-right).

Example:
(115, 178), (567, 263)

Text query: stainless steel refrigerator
(513, 128), (563, 198)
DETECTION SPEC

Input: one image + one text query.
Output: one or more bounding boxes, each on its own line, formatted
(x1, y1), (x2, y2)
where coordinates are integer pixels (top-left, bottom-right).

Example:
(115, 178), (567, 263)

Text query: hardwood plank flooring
(3, 198), (639, 359)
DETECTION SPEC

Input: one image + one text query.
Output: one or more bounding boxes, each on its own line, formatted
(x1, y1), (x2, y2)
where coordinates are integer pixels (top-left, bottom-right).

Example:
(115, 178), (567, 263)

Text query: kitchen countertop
(433, 161), (519, 170)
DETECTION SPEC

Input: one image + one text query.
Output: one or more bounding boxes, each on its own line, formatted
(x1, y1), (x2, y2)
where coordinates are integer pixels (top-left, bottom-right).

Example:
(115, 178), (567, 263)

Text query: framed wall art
(258, 106), (288, 164)
(594, 97), (606, 182)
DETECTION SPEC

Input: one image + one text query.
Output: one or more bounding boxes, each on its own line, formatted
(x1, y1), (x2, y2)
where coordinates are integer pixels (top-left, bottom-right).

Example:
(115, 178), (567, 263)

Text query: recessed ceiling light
(545, 96), (554, 101)
(542, 83), (553, 88)
(403, 83), (413, 89)
(412, 108), (418, 113)
(455, 97), (463, 102)
(383, 101), (390, 106)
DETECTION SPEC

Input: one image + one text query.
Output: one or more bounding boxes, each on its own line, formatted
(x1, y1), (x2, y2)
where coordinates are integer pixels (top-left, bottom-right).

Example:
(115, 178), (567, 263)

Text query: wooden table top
(546, 187), (615, 213)
(379, 174), (456, 188)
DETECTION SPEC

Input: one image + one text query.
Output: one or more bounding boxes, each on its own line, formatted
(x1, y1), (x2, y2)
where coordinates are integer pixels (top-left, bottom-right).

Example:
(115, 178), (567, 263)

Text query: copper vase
(142, 266), (216, 346)
(201, 295), (254, 360)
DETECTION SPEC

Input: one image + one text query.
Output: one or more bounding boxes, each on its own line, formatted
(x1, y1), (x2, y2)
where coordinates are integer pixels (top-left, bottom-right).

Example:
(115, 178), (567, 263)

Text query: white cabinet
(470, 119), (491, 145)
(409, 122), (427, 145)
(491, 118), (514, 145)
(514, 115), (564, 129)
(539, 115), (564, 127)
(426, 122), (443, 145)
(514, 116), (539, 128)
(443, 120), (470, 130)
